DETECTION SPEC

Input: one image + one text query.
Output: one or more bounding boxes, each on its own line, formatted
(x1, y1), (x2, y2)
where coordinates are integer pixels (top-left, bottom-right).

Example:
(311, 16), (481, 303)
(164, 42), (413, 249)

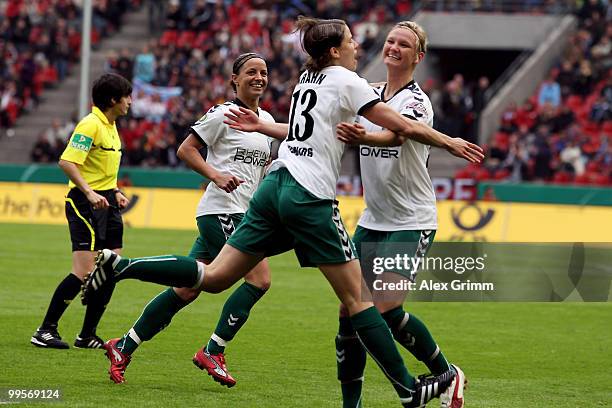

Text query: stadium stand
(0, 0), (139, 137)
(21, 0), (611, 187)
(73, 0), (415, 167)
(453, 0), (612, 185)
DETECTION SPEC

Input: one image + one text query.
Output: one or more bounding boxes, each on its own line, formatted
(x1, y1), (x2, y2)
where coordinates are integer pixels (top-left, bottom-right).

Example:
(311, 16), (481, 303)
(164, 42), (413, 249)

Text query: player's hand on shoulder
(336, 122), (366, 145)
(213, 172), (245, 193)
(86, 190), (110, 210)
(447, 138), (485, 163)
(224, 107), (260, 132)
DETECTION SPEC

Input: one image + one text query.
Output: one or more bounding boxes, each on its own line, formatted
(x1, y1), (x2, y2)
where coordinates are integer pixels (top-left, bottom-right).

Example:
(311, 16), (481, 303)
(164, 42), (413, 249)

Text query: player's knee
(248, 277), (271, 292)
(201, 277), (229, 294)
(374, 300), (402, 314)
(173, 287), (200, 302)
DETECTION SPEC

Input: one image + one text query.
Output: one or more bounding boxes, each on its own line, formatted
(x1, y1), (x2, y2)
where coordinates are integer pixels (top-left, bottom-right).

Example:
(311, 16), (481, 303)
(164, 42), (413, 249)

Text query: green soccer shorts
(189, 213), (244, 261)
(227, 167), (357, 267)
(353, 225), (436, 283)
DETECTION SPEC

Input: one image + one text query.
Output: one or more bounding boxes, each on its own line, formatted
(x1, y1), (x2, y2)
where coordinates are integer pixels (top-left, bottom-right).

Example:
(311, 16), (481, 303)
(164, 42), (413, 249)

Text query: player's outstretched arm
(177, 133), (244, 193)
(337, 122), (402, 147)
(224, 106), (288, 140)
(360, 102), (485, 163)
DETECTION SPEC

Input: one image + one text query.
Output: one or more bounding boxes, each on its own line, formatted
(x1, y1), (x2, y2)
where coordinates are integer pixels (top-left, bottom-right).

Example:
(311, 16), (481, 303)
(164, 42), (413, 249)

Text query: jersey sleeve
(340, 72), (381, 116)
(400, 92), (434, 126)
(60, 119), (98, 165)
(190, 105), (226, 147)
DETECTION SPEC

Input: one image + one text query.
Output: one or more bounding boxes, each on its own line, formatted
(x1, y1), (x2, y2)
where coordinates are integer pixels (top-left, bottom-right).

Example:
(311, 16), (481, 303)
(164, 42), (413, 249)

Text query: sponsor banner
(334, 196), (612, 242)
(1, 182), (611, 242)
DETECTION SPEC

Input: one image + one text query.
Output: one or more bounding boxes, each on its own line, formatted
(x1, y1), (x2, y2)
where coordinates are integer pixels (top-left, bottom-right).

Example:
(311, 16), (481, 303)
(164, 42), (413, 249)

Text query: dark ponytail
(295, 16), (347, 72)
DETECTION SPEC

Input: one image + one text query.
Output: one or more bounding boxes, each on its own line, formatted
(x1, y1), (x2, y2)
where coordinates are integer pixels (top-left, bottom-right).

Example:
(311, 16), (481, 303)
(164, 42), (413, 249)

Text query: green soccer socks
(206, 282), (267, 354)
(336, 316), (366, 408)
(350, 307), (416, 402)
(382, 306), (450, 375)
(116, 288), (191, 355)
(114, 255), (202, 288)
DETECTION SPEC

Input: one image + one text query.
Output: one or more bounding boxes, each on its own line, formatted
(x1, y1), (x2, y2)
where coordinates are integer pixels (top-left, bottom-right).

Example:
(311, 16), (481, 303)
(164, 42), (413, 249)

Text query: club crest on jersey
(405, 101), (427, 118)
(233, 147), (269, 166)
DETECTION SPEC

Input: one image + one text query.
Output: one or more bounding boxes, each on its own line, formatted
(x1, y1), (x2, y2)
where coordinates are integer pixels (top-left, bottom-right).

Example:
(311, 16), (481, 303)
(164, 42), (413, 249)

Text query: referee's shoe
(31, 325), (69, 349)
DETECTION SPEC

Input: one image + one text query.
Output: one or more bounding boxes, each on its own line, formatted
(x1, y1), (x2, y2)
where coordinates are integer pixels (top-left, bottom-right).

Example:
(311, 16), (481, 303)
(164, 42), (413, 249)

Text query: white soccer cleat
(440, 364), (467, 408)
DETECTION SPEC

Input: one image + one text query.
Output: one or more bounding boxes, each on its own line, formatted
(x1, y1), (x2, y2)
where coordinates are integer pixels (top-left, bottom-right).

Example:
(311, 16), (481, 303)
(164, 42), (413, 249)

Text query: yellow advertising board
(1, 182), (611, 242)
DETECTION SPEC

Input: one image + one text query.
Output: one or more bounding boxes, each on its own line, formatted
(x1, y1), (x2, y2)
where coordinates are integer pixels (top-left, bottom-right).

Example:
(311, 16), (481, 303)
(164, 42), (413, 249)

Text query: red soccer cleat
(103, 338), (131, 384)
(192, 348), (236, 387)
(440, 364), (467, 408)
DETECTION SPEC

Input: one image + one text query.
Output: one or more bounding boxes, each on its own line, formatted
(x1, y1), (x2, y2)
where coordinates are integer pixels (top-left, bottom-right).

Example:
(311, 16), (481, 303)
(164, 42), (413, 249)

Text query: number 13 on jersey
(287, 89), (318, 141)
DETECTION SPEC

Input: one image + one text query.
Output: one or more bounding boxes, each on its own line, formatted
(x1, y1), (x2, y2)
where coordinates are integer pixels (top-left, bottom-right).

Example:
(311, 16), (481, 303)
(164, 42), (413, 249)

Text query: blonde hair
(394, 21), (428, 54)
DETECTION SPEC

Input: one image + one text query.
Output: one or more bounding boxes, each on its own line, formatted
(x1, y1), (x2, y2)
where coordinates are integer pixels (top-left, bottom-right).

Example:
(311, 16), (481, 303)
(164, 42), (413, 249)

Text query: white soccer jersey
(192, 100), (275, 216)
(269, 66), (380, 200)
(358, 81), (438, 231)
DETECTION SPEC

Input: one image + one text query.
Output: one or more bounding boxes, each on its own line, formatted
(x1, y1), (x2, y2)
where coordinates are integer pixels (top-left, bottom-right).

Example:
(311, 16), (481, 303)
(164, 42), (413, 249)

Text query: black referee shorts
(65, 188), (123, 252)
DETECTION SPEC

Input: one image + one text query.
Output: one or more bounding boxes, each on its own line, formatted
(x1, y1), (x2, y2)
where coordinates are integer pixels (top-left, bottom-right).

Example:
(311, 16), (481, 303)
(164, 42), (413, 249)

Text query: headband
(232, 53), (264, 74)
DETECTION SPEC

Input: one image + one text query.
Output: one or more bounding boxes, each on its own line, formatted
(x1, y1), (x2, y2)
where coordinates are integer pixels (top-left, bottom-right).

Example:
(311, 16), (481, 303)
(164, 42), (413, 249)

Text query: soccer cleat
(30, 326), (69, 349)
(440, 365), (467, 408)
(81, 249), (119, 305)
(103, 338), (131, 384)
(192, 348), (236, 387)
(402, 366), (456, 408)
(74, 334), (105, 349)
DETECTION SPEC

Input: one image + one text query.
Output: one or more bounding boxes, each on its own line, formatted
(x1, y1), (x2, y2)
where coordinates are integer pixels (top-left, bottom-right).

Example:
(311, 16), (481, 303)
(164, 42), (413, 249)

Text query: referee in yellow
(31, 73), (132, 349)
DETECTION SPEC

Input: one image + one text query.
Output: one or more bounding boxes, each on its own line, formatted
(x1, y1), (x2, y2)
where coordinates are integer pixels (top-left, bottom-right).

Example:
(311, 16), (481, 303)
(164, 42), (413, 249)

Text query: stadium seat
(160, 30), (178, 46)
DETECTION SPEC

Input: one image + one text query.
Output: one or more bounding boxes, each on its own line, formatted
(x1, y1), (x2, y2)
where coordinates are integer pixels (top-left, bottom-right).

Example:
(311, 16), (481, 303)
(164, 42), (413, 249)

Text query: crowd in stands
(456, 0), (612, 185)
(90, 0), (413, 167)
(26, 0), (612, 187)
(421, 0), (575, 14)
(0, 0), (139, 137)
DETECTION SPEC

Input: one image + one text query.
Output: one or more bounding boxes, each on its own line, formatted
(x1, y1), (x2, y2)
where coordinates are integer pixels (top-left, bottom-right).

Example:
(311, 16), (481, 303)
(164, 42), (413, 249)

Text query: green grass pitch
(0, 223), (610, 407)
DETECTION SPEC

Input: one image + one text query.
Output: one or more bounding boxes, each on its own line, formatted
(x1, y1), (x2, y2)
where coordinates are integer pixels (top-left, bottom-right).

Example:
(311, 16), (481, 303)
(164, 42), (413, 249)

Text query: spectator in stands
(556, 59), (576, 97)
(472, 76), (490, 114)
(530, 125), (553, 180)
(134, 44), (155, 83)
(30, 133), (56, 162)
(2, 0), (138, 135)
(572, 60), (595, 97)
(560, 139), (586, 176)
(538, 73), (562, 108)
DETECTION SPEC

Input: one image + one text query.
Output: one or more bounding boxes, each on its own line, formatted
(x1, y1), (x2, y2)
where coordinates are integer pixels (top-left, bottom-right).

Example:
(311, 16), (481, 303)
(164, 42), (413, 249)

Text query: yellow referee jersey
(60, 106), (122, 190)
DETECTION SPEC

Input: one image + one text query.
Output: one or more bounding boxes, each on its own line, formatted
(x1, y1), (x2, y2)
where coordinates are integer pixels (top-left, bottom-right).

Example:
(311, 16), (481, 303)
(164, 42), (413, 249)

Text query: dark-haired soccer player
(99, 53), (280, 386)
(31, 73), (132, 349)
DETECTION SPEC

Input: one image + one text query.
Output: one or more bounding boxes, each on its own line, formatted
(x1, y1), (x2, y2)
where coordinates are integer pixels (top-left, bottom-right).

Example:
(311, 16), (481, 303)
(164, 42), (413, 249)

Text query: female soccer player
(84, 17), (482, 407)
(98, 53), (280, 386)
(334, 21), (467, 408)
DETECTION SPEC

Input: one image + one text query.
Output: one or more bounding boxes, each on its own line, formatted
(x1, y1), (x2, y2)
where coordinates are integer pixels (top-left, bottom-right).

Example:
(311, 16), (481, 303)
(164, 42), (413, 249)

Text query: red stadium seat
(573, 174), (590, 184)
(177, 31), (196, 48)
(565, 95), (583, 110)
(160, 30), (178, 46)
